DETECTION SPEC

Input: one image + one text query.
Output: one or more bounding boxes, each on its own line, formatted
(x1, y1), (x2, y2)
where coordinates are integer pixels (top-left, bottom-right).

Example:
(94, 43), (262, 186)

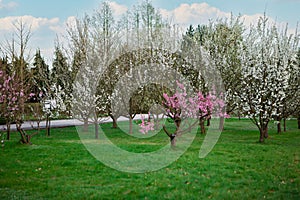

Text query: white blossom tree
(279, 46), (300, 131)
(70, 2), (120, 138)
(72, 51), (102, 137)
(201, 16), (245, 129)
(238, 15), (299, 142)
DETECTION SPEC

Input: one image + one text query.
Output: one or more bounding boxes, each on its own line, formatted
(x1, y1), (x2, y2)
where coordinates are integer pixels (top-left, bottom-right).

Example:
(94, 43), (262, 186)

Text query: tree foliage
(238, 15), (299, 142)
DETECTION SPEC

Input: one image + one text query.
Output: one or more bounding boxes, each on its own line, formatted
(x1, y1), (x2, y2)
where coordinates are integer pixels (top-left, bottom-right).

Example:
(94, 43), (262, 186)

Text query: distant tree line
(0, 1), (299, 144)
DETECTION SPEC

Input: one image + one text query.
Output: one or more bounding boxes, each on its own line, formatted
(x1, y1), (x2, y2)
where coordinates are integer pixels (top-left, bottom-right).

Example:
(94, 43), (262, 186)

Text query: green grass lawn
(0, 118), (299, 199)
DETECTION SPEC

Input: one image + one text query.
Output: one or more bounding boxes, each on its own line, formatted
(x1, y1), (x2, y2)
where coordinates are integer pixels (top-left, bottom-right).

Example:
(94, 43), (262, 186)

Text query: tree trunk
(45, 114), (51, 136)
(6, 123), (10, 140)
(45, 116), (49, 135)
(259, 128), (265, 143)
(277, 122), (281, 134)
(170, 119), (182, 148)
(264, 126), (269, 138)
(163, 125), (177, 149)
(199, 118), (206, 134)
(283, 117), (287, 132)
(129, 116), (133, 134)
(206, 116), (211, 126)
(47, 119), (51, 136)
(17, 126), (31, 144)
(83, 118), (89, 132)
(277, 118), (282, 134)
(129, 98), (134, 134)
(175, 118), (181, 131)
(259, 126), (268, 143)
(219, 117), (224, 131)
(170, 134), (176, 149)
(298, 116), (300, 129)
(37, 121), (41, 134)
(94, 121), (99, 139)
(109, 114), (118, 129)
(111, 115), (118, 129)
(20, 134), (31, 144)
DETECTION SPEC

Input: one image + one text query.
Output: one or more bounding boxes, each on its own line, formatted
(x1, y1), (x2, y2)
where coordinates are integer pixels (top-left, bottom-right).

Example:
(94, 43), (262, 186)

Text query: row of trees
(0, 1), (299, 145)
(183, 15), (300, 142)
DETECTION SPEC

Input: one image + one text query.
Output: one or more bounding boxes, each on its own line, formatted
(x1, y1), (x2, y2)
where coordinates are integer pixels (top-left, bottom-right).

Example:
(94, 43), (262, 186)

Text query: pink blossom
(139, 114), (155, 134)
(140, 81), (229, 135)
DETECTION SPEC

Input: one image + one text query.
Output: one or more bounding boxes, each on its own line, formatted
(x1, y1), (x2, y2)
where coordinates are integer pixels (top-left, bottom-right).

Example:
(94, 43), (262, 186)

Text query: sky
(0, 0), (299, 65)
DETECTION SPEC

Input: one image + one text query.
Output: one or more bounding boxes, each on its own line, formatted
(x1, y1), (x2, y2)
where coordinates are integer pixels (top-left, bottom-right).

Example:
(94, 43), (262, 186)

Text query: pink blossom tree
(140, 81), (227, 148)
(139, 114), (154, 134)
(0, 70), (21, 140)
(0, 70), (38, 144)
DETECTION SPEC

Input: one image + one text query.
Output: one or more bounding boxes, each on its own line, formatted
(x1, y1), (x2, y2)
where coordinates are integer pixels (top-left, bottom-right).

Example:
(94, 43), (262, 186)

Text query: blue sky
(1, 0), (299, 25)
(0, 0), (299, 64)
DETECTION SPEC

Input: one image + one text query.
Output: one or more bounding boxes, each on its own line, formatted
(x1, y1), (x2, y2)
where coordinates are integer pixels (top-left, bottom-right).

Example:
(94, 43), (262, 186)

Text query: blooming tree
(238, 16), (299, 142)
(181, 16), (244, 129)
(0, 70), (38, 144)
(72, 53), (103, 137)
(139, 114), (154, 134)
(70, 2), (121, 138)
(203, 17), (244, 129)
(276, 43), (300, 132)
(0, 70), (17, 140)
(140, 81), (227, 147)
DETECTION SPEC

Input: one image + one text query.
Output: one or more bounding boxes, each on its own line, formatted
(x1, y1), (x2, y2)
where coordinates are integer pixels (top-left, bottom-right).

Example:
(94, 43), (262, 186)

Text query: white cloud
(0, 0), (17, 10)
(159, 2), (296, 35)
(240, 13), (265, 27)
(240, 13), (297, 36)
(48, 16), (77, 36)
(0, 15), (60, 32)
(107, 1), (128, 17)
(240, 13), (284, 28)
(160, 3), (230, 25)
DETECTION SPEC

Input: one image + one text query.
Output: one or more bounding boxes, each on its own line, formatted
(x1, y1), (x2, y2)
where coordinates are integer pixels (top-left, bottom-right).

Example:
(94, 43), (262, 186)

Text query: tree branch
(162, 125), (171, 137)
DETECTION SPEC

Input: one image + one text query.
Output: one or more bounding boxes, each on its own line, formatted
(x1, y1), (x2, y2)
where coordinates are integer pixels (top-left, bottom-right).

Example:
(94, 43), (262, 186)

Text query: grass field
(0, 118), (299, 199)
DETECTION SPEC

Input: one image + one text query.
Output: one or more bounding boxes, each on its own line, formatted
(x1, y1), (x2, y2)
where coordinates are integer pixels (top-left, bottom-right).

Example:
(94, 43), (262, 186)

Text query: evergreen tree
(194, 24), (208, 45)
(0, 56), (12, 75)
(52, 46), (69, 90)
(52, 45), (72, 114)
(31, 49), (50, 100)
(181, 25), (195, 52)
